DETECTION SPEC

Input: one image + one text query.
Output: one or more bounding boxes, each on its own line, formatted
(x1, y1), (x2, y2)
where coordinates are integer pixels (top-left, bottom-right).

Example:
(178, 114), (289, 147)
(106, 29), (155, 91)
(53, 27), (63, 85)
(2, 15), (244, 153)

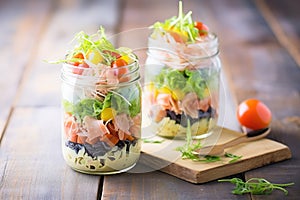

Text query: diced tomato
(111, 58), (127, 68)
(73, 52), (84, 59)
(111, 58), (129, 78)
(194, 21), (209, 36)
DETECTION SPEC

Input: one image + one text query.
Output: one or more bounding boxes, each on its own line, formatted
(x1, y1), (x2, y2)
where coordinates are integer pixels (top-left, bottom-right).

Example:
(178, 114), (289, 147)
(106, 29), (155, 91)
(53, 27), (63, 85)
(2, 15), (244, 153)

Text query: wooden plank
(0, 107), (100, 199)
(244, 119), (300, 200)
(255, 0), (300, 68)
(102, 163), (248, 200)
(202, 0), (300, 120)
(0, 0), (121, 199)
(16, 0), (121, 107)
(0, 0), (53, 138)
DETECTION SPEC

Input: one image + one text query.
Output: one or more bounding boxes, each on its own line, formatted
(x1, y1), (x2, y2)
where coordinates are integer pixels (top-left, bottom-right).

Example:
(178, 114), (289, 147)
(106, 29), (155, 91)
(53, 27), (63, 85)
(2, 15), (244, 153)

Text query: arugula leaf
(175, 119), (203, 160)
(225, 152), (242, 163)
(218, 178), (294, 195)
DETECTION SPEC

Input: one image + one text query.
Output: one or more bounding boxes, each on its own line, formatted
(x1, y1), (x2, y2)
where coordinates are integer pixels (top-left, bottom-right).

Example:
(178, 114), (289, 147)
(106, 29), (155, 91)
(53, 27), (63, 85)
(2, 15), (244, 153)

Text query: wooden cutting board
(140, 126), (292, 184)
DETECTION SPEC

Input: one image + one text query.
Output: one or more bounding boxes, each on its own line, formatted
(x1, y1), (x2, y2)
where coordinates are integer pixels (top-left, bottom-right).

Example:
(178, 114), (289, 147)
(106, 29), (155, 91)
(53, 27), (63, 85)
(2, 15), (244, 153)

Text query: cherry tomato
(111, 58), (128, 78)
(237, 99), (272, 130)
(194, 21), (209, 36)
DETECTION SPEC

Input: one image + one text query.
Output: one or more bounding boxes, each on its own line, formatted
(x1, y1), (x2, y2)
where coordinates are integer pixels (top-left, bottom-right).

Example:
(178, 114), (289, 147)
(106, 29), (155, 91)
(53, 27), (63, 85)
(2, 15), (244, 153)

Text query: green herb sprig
(225, 152), (242, 163)
(175, 119), (242, 163)
(218, 178), (294, 195)
(151, 1), (199, 43)
(175, 119), (203, 161)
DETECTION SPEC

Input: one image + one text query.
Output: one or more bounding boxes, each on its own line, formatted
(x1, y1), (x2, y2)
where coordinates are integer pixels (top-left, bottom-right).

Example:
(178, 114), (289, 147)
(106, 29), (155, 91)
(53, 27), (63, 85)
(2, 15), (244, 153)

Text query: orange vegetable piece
(102, 134), (119, 147)
(111, 58), (129, 78)
(69, 134), (78, 143)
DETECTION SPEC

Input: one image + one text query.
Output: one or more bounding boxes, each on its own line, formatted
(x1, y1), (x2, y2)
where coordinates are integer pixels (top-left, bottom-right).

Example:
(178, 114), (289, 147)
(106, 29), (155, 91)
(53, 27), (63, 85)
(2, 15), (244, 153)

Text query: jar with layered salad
(60, 28), (141, 174)
(143, 2), (221, 139)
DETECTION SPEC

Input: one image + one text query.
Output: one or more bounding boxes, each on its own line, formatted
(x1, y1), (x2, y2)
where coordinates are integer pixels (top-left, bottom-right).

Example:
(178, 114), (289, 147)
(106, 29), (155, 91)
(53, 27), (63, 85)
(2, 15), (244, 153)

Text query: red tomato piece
(111, 58), (128, 78)
(73, 52), (84, 59)
(194, 21), (209, 36)
(237, 99), (272, 130)
(111, 58), (127, 68)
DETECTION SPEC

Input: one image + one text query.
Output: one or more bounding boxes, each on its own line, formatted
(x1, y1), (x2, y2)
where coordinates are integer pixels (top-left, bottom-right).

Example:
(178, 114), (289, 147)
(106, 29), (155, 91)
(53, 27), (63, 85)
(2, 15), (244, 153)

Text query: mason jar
(61, 60), (141, 174)
(143, 33), (221, 139)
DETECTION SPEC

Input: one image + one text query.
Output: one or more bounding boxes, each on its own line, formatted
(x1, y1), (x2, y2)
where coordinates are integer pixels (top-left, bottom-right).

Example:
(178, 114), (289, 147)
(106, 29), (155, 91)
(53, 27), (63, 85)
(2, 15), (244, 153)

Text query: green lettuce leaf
(166, 69), (186, 90)
(73, 98), (103, 121)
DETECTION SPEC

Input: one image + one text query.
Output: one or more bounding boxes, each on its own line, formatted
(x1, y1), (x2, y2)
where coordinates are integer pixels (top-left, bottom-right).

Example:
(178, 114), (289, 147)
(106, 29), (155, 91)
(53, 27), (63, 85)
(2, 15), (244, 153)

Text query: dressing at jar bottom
(62, 139), (141, 174)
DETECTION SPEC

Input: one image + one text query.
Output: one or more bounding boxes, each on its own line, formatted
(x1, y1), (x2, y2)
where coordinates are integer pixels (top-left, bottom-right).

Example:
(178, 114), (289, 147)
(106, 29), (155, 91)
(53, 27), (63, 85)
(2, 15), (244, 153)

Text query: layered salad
(59, 28), (141, 174)
(144, 2), (220, 138)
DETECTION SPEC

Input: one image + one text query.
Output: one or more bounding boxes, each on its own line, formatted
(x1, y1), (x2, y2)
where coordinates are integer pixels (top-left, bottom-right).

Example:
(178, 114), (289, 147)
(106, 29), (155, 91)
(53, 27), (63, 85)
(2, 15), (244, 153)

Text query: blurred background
(0, 0), (299, 199)
(0, 0), (299, 139)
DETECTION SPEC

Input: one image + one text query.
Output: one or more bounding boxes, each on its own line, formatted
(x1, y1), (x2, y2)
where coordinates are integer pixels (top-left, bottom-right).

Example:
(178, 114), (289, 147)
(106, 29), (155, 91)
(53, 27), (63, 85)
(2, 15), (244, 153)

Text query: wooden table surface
(0, 0), (299, 199)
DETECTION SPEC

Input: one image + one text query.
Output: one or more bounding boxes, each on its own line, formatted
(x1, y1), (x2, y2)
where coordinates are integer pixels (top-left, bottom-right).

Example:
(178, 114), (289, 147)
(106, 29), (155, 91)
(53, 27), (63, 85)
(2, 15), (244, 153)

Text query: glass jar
(61, 60), (141, 174)
(143, 33), (221, 139)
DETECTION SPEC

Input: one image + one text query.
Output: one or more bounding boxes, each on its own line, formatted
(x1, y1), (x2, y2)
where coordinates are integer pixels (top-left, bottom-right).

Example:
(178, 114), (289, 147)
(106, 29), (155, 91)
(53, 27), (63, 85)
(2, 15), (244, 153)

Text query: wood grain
(201, 0), (300, 198)
(102, 0), (246, 198)
(0, 107), (100, 199)
(0, 0), (299, 199)
(0, 0), (52, 139)
(256, 0), (300, 68)
(201, 0), (300, 120)
(16, 0), (121, 107)
(0, 0), (121, 199)
(140, 127), (291, 184)
(102, 163), (248, 200)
